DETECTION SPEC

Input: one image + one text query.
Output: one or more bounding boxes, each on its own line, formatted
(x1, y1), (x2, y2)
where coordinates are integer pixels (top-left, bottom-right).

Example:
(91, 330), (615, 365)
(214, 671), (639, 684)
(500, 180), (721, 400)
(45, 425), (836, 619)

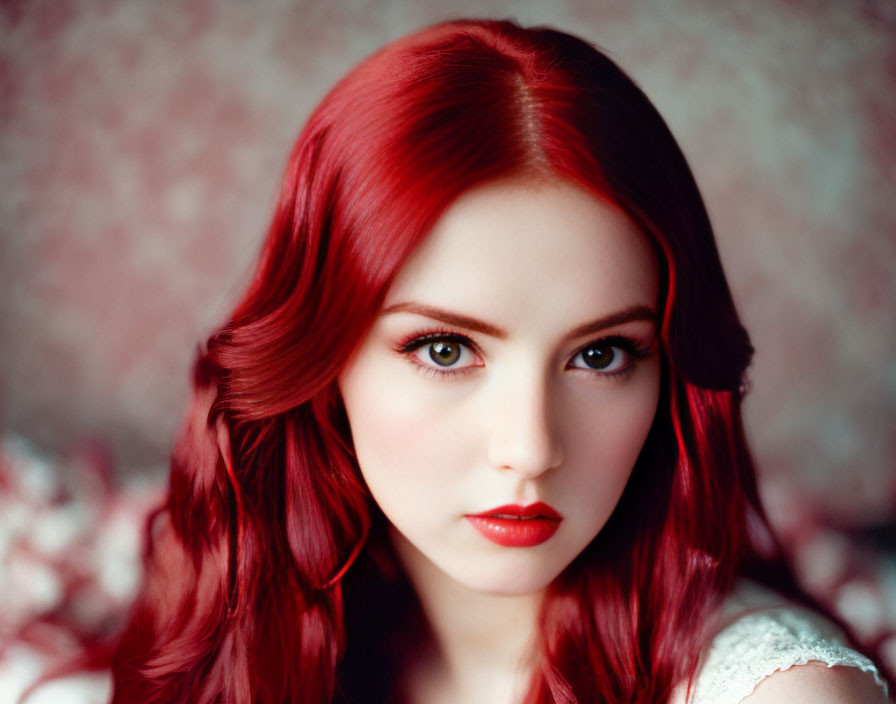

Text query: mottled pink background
(1, 0), (894, 528)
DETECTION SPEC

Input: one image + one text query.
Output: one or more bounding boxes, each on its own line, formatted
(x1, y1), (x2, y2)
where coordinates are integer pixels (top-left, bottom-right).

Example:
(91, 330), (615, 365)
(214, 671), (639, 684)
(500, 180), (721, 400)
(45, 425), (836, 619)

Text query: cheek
(562, 369), (660, 508)
(340, 369), (477, 506)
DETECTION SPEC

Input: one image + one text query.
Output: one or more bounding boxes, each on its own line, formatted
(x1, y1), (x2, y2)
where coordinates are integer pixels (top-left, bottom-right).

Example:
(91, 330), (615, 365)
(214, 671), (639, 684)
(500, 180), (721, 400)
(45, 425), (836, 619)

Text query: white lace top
(684, 583), (889, 703)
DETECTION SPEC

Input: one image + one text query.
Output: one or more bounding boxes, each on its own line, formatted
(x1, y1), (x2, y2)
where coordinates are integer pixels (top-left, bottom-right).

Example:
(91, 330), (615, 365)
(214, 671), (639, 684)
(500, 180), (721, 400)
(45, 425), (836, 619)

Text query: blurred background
(1, 0), (894, 700)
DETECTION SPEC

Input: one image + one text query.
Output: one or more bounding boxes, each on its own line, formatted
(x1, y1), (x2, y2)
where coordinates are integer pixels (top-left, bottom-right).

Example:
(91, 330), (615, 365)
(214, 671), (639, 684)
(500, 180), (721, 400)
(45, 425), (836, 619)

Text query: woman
(108, 19), (890, 703)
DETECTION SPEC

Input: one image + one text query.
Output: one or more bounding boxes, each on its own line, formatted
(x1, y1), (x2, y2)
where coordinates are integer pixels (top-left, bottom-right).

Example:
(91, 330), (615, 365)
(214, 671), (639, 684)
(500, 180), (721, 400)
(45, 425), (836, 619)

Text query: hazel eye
(569, 343), (629, 373)
(425, 340), (462, 367)
(404, 334), (481, 372)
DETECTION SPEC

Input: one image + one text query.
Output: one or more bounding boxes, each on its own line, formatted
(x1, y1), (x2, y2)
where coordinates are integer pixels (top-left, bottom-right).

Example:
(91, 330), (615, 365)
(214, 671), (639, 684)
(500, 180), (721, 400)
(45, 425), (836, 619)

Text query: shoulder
(741, 661), (888, 703)
(672, 581), (890, 704)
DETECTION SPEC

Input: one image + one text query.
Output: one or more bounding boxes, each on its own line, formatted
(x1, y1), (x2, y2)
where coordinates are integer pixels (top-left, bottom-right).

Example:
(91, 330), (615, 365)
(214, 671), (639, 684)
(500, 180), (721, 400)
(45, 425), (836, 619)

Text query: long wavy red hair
(110, 18), (800, 703)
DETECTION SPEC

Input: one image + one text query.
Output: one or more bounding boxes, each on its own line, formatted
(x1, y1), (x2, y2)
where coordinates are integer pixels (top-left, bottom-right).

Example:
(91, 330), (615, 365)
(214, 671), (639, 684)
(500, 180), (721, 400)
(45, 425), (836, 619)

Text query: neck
(391, 528), (542, 704)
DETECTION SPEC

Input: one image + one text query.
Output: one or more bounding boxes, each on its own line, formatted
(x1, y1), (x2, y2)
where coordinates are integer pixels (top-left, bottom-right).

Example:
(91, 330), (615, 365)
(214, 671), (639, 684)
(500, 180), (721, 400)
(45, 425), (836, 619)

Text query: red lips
(465, 502), (562, 547)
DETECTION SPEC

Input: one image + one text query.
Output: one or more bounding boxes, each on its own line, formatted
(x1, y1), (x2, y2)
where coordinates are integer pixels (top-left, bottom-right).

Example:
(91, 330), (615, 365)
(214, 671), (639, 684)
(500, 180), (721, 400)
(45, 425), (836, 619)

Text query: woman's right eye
(398, 333), (482, 375)
(418, 340), (463, 366)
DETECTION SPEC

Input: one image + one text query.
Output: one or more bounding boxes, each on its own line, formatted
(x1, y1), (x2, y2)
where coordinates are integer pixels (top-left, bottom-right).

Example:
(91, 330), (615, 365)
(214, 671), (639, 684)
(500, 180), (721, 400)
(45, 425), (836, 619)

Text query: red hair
(108, 19), (816, 702)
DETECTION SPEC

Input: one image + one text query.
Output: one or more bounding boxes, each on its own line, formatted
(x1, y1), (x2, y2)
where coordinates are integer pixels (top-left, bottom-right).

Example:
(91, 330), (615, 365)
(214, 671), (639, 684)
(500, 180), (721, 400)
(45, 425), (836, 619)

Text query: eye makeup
(393, 327), (655, 381)
(566, 335), (654, 380)
(394, 328), (484, 378)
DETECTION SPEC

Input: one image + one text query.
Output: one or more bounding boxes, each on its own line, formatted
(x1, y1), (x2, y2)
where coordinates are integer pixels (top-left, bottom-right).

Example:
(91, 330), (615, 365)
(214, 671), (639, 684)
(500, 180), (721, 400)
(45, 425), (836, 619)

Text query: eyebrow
(380, 302), (656, 341)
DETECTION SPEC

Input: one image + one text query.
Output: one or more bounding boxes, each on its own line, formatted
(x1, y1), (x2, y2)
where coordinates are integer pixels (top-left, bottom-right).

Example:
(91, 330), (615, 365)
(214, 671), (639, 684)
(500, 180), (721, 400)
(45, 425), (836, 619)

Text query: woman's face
(338, 179), (661, 596)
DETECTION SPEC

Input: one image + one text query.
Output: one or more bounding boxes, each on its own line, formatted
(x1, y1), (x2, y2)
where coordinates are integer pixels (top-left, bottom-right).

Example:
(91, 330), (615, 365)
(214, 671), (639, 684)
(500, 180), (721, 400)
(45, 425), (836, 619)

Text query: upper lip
(467, 502), (562, 520)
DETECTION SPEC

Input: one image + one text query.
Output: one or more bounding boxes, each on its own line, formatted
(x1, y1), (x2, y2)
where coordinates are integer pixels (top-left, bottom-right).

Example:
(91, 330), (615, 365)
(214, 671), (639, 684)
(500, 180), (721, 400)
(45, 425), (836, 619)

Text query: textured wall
(1, 0), (894, 525)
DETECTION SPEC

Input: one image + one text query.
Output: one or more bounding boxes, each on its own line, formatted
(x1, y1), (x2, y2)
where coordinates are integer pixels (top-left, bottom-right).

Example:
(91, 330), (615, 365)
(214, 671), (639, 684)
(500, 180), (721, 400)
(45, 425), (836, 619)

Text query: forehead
(384, 179), (660, 328)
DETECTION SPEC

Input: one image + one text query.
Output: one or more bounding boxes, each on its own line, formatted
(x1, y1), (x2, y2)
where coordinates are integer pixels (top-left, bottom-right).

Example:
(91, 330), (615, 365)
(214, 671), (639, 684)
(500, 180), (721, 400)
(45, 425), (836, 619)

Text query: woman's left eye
(568, 340), (637, 374)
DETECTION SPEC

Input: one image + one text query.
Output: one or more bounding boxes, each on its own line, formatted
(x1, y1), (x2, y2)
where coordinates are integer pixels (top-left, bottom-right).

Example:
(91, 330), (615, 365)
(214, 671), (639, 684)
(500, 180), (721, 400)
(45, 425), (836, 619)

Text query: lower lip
(465, 516), (561, 547)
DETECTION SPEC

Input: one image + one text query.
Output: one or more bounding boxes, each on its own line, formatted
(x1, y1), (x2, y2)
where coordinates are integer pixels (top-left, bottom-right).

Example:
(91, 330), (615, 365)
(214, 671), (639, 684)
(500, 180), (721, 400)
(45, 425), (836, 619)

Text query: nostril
(487, 430), (563, 477)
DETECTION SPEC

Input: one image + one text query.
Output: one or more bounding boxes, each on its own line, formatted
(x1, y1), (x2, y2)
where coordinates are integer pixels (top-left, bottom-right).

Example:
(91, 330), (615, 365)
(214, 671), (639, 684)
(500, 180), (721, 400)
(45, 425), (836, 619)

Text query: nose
(486, 369), (563, 478)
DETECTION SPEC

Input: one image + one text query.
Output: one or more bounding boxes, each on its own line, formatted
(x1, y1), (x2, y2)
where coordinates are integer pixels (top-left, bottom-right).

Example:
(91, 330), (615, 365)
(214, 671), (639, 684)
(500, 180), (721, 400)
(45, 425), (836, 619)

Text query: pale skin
(667, 661), (889, 703)
(338, 180), (889, 703)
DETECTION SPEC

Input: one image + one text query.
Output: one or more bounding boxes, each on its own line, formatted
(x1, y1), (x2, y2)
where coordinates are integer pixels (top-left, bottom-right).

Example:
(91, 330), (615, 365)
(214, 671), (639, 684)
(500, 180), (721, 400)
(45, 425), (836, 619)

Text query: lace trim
(691, 607), (889, 703)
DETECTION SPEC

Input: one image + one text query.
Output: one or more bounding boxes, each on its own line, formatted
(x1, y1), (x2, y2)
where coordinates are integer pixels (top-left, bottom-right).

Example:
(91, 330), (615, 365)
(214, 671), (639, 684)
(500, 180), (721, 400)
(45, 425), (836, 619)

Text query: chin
(445, 555), (571, 597)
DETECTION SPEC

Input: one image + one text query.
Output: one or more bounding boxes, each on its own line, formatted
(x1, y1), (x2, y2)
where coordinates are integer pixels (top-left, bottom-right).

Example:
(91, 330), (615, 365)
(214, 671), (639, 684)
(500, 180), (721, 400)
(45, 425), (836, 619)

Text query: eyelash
(395, 330), (483, 379)
(394, 329), (652, 380)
